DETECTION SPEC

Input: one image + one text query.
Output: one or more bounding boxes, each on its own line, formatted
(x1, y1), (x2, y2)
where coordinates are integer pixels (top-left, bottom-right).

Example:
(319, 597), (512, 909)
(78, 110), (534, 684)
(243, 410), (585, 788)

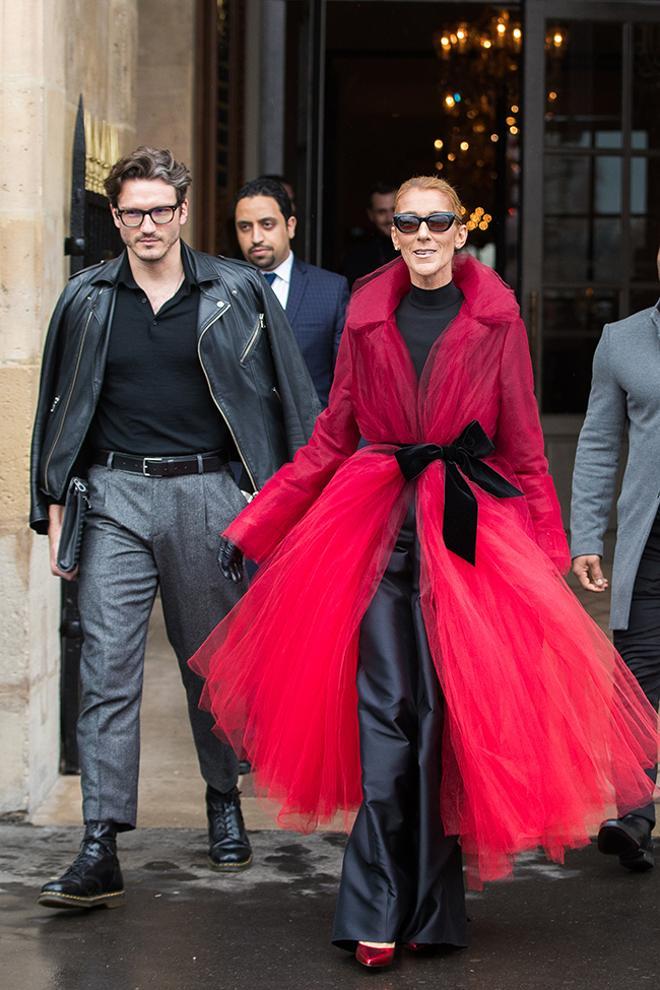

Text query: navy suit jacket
(284, 257), (349, 406)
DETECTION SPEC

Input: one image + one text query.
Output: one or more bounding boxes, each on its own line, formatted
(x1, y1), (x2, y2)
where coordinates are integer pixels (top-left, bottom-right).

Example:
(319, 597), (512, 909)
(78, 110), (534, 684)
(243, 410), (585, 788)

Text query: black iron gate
(60, 96), (122, 773)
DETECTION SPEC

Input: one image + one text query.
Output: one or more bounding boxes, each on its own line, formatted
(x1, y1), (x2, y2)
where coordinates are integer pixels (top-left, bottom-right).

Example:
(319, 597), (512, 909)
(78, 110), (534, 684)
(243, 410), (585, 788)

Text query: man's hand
(48, 503), (79, 581)
(572, 554), (608, 592)
(218, 537), (244, 583)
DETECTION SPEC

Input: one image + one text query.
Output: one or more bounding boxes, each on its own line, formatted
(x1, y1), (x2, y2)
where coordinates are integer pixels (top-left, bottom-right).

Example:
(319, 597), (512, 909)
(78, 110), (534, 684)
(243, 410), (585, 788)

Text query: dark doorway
(322, 2), (522, 281)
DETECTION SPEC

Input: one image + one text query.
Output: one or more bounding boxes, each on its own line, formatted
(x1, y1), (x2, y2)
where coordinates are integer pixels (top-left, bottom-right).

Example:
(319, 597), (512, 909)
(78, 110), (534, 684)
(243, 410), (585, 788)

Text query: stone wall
(0, 0), (138, 817)
(137, 0), (196, 243)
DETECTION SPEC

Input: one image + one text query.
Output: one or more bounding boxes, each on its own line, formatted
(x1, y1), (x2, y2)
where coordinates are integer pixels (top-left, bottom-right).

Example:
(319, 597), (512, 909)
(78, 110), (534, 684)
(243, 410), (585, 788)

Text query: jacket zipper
(43, 303), (96, 492)
(50, 395), (61, 414)
(72, 477), (91, 508)
(239, 313), (265, 365)
(197, 302), (258, 492)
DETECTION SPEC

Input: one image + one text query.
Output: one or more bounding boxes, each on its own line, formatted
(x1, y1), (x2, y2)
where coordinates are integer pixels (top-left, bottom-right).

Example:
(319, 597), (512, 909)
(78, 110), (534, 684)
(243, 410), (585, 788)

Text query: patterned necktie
(264, 272), (277, 285)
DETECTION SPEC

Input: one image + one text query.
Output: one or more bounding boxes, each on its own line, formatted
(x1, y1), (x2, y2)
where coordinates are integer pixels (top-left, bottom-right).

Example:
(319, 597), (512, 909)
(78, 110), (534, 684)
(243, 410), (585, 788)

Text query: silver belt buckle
(142, 456), (164, 477)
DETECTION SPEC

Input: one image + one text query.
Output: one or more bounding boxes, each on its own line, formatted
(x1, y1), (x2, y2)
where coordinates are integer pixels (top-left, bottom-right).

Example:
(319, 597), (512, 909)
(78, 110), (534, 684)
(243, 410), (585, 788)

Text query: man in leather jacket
(30, 147), (320, 910)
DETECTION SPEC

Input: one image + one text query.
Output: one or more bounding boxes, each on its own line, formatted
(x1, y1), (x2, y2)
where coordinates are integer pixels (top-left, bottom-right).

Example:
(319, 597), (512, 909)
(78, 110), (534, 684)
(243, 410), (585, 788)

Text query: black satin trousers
(332, 506), (468, 949)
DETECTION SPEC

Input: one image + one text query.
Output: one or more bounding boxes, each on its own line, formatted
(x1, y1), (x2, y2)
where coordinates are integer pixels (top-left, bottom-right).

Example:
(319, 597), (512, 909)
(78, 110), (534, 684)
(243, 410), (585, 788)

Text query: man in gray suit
(571, 247), (660, 873)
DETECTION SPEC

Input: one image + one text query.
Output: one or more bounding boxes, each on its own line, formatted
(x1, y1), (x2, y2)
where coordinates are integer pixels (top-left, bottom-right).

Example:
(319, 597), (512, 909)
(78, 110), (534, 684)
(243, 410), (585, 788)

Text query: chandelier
(432, 10), (523, 63)
(430, 8), (567, 233)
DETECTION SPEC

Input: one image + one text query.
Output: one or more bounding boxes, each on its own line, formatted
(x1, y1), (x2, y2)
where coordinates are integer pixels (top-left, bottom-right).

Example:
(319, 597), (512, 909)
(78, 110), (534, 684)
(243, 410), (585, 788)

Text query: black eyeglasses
(115, 205), (180, 228)
(392, 212), (459, 234)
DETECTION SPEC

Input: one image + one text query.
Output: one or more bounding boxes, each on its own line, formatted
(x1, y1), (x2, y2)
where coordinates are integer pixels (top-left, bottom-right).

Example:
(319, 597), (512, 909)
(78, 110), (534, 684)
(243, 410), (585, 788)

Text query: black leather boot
(207, 785), (253, 870)
(597, 814), (655, 872)
(38, 820), (125, 909)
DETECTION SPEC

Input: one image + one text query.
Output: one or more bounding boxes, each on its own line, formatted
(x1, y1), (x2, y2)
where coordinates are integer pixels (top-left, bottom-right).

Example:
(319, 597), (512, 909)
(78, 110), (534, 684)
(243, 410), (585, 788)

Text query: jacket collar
(652, 300), (660, 338)
(348, 253), (520, 331)
(90, 240), (223, 287)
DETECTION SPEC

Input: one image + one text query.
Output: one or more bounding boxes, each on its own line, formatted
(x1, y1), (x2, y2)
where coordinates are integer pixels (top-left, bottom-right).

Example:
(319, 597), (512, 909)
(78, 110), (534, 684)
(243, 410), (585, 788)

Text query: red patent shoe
(355, 942), (395, 968)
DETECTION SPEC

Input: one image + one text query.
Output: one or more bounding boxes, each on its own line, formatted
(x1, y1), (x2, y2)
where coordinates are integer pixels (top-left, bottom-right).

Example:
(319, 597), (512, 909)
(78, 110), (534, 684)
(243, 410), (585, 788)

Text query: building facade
(1, 0), (659, 817)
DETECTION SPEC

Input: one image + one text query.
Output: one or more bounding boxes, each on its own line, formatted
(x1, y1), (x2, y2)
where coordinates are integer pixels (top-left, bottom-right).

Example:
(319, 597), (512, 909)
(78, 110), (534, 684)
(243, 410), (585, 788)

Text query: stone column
(137, 0), (196, 243)
(0, 0), (138, 819)
(0, 0), (67, 816)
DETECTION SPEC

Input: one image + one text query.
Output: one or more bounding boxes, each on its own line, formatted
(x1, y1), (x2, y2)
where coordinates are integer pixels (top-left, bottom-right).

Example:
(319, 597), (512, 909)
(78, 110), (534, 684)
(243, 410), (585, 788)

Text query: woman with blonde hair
(190, 175), (658, 968)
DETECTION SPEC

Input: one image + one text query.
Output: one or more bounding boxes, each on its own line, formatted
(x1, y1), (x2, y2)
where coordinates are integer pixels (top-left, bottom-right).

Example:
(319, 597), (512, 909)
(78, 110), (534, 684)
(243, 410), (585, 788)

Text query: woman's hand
(572, 554), (608, 592)
(218, 537), (244, 583)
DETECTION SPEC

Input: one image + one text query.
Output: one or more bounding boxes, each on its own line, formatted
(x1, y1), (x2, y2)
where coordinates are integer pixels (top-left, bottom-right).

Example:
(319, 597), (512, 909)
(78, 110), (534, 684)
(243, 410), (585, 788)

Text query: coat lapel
(652, 302), (660, 341)
(285, 257), (307, 327)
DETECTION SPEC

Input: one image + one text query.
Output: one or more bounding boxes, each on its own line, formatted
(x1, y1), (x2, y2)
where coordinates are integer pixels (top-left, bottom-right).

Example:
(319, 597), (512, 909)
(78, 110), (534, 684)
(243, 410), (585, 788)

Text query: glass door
(521, 1), (660, 511)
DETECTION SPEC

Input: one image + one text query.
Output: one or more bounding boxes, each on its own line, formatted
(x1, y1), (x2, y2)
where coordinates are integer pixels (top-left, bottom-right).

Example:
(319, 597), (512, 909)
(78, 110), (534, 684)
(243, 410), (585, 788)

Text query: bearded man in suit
(234, 177), (349, 406)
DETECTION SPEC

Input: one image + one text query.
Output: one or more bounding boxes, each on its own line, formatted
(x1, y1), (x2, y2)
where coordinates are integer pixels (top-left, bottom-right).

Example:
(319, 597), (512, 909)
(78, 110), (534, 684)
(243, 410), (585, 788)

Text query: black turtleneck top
(395, 280), (464, 379)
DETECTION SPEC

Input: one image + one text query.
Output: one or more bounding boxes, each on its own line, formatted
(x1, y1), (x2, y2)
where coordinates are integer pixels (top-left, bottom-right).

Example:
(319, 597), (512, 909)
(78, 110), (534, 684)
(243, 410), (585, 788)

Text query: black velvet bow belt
(394, 420), (522, 565)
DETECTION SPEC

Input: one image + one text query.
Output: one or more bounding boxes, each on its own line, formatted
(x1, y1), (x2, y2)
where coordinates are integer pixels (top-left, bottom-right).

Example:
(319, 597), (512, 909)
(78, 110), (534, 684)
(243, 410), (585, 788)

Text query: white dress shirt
(265, 251), (294, 309)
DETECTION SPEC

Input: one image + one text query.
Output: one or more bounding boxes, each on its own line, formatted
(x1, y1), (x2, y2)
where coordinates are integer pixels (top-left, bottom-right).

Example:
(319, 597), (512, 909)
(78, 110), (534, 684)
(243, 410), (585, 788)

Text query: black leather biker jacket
(30, 242), (321, 533)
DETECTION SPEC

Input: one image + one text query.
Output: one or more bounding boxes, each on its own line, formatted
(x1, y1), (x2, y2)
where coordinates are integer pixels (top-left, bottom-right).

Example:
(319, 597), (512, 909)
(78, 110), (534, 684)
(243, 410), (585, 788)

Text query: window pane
(633, 24), (660, 153)
(542, 289), (618, 413)
(544, 156), (622, 215)
(631, 156), (660, 283)
(544, 156), (590, 215)
(544, 22), (622, 149)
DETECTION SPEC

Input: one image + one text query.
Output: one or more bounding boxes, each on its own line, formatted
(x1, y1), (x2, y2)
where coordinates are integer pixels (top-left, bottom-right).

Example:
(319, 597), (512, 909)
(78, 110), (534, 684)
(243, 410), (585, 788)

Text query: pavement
(1, 824), (659, 990)
(2, 570), (658, 989)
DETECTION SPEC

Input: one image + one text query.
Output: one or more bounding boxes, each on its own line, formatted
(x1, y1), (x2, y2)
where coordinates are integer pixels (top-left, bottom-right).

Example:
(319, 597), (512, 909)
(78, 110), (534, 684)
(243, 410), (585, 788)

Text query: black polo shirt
(87, 251), (232, 456)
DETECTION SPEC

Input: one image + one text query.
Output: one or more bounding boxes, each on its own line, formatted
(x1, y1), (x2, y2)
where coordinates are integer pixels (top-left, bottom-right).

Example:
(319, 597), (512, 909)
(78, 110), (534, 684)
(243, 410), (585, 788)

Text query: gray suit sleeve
(570, 324), (627, 558)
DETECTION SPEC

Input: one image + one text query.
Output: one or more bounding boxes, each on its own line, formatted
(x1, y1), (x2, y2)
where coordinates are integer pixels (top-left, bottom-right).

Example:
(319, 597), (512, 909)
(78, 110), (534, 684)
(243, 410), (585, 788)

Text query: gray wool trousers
(77, 463), (248, 829)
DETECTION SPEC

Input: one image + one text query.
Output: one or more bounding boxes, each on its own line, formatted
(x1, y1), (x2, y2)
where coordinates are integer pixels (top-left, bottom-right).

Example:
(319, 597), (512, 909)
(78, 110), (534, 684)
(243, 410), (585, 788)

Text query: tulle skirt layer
(190, 449), (659, 888)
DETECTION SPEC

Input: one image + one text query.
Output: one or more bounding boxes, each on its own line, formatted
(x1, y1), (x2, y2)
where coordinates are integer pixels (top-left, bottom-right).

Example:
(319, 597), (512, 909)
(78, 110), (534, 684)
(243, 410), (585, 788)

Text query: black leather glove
(218, 537), (245, 583)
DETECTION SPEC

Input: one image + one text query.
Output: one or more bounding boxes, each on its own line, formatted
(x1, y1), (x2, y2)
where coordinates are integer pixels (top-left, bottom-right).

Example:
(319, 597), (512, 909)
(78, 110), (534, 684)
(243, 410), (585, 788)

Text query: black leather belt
(92, 450), (228, 478)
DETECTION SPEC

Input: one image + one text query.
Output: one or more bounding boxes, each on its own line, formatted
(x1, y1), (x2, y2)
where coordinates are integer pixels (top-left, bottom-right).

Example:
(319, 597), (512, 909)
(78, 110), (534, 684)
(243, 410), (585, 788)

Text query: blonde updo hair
(394, 175), (465, 221)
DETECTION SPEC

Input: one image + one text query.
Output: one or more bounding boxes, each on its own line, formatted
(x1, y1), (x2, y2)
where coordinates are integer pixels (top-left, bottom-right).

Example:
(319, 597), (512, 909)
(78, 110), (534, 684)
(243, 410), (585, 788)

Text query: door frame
(521, 0), (660, 399)
(520, 0), (660, 519)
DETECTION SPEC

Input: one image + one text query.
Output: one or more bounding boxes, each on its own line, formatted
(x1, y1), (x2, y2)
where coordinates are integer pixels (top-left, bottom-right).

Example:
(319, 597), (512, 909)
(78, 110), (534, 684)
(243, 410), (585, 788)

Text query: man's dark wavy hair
(235, 177), (293, 221)
(104, 147), (192, 207)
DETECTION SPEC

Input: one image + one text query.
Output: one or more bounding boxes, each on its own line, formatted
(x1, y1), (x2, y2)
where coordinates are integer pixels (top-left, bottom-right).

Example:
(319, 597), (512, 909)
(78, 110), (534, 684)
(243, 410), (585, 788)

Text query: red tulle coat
(190, 254), (658, 887)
